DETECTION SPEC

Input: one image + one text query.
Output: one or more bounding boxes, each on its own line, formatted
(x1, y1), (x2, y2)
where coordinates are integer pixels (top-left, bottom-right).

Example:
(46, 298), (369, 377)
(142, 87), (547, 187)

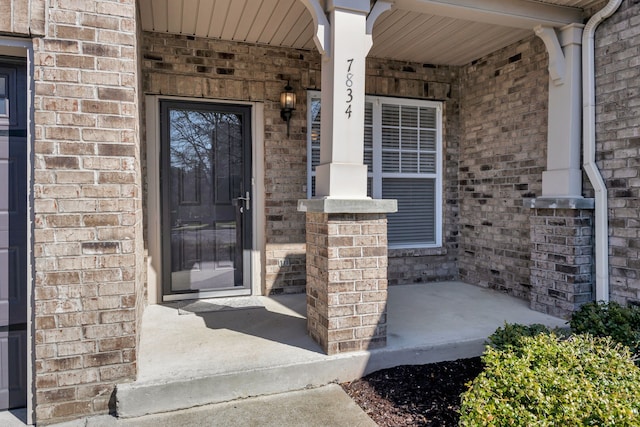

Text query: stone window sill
(389, 246), (447, 258)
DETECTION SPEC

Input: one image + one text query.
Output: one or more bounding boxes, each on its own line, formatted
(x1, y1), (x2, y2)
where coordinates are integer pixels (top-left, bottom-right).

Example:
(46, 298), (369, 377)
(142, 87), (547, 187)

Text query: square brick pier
(299, 199), (397, 355)
(526, 198), (595, 318)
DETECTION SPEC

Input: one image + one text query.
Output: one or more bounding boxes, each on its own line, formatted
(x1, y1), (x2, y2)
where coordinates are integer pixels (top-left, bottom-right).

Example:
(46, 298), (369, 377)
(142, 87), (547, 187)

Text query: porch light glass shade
(280, 88), (296, 111)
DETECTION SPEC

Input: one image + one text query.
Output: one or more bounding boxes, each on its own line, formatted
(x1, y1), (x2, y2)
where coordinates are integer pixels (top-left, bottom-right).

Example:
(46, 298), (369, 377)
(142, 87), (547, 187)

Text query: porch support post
(526, 24), (596, 318)
(298, 0), (397, 355)
(536, 23), (584, 199)
(316, 0), (370, 199)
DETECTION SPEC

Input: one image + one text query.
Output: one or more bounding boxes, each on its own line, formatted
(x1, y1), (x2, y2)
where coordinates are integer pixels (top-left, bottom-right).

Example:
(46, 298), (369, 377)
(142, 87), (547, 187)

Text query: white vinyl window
(307, 91), (443, 248)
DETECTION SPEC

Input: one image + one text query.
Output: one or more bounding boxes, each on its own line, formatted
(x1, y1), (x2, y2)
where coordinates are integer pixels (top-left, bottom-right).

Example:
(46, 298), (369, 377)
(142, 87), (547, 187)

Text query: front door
(0, 58), (27, 410)
(160, 101), (252, 300)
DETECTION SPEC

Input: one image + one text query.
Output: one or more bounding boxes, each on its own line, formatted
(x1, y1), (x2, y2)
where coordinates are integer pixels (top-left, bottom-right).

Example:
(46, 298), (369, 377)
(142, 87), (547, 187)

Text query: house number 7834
(346, 58), (354, 118)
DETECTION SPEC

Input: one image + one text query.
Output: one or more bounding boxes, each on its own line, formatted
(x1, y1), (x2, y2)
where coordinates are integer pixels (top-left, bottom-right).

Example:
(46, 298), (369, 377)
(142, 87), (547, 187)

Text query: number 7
(347, 58), (354, 72)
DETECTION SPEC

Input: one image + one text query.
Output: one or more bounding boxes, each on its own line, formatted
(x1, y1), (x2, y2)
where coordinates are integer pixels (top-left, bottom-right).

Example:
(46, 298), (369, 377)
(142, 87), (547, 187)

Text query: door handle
(237, 191), (250, 211)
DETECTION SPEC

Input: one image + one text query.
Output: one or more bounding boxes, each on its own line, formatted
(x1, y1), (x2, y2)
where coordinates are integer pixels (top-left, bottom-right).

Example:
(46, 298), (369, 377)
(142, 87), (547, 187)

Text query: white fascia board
(393, 0), (583, 29)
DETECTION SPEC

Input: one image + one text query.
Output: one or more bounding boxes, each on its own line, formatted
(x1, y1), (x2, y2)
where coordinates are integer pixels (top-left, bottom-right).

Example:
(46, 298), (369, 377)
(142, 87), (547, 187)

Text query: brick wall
(141, 34), (461, 293)
(0, 0), (45, 36)
(595, 0), (640, 305)
(366, 58), (460, 285)
(31, 1), (144, 423)
(458, 36), (549, 299)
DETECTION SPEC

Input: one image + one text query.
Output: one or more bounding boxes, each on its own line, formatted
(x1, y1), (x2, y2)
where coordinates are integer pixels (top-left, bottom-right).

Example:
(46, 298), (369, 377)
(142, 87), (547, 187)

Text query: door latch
(237, 191), (250, 212)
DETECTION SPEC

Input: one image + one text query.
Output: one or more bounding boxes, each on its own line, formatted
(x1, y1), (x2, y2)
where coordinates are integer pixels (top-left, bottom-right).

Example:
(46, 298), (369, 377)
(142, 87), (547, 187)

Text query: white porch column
(298, 0), (396, 355)
(536, 23), (584, 198)
(315, 0), (371, 199)
(527, 24), (595, 319)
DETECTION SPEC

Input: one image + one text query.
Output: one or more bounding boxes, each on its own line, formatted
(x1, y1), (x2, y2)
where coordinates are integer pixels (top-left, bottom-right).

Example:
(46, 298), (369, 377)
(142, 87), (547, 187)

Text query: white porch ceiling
(138, 0), (599, 65)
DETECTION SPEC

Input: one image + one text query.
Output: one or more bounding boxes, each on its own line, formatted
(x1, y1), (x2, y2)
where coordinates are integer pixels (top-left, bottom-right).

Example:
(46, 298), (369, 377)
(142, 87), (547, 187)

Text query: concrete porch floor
(116, 281), (566, 418)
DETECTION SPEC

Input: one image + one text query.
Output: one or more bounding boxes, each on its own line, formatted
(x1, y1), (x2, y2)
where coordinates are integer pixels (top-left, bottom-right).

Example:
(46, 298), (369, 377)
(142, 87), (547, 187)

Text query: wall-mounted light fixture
(280, 81), (296, 137)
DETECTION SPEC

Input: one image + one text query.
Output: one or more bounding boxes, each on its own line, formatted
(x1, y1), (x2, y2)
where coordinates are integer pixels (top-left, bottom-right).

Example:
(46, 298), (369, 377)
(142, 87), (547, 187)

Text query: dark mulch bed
(342, 357), (483, 426)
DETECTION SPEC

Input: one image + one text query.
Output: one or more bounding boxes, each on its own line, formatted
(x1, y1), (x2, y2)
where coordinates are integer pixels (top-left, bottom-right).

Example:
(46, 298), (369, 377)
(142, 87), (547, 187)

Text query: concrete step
(116, 351), (367, 418)
(115, 337), (484, 418)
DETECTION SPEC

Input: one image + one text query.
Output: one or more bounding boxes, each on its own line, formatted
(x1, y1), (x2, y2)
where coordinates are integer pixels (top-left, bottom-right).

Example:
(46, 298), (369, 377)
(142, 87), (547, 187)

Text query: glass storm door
(160, 101), (252, 299)
(0, 58), (27, 410)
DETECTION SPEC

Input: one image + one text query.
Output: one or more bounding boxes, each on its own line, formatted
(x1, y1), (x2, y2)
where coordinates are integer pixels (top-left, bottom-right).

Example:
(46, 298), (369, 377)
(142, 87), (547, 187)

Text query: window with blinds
(307, 92), (442, 248)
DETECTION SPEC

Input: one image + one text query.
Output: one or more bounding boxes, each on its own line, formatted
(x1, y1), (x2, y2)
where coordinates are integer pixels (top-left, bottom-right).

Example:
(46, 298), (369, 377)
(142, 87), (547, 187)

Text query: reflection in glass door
(160, 101), (252, 298)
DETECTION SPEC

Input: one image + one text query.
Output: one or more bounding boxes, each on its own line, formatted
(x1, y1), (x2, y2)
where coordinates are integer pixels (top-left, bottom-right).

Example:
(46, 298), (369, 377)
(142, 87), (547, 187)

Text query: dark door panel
(160, 101), (252, 297)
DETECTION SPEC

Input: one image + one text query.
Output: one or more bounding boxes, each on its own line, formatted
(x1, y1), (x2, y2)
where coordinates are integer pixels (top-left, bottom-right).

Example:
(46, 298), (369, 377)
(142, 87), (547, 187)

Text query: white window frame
(307, 90), (443, 249)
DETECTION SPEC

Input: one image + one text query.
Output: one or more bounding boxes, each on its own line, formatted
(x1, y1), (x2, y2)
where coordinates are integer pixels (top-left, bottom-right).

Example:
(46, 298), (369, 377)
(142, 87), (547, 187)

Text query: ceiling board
(221, 0), (247, 40)
(209, 0), (231, 39)
(181, 0), (199, 35)
(245, 0), (280, 43)
(194, 0), (214, 36)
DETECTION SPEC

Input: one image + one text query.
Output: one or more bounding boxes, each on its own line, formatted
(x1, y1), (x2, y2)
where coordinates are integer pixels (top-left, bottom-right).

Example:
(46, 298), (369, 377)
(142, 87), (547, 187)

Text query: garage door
(0, 57), (27, 410)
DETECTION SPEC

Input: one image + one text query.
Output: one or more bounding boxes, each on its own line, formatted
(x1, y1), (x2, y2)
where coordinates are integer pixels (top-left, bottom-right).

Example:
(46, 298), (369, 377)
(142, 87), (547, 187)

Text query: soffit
(138, 0), (599, 66)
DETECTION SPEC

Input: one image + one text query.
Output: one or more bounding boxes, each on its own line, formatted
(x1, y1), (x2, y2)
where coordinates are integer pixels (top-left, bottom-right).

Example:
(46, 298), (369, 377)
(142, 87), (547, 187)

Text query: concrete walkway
(0, 408), (27, 427)
(49, 385), (376, 427)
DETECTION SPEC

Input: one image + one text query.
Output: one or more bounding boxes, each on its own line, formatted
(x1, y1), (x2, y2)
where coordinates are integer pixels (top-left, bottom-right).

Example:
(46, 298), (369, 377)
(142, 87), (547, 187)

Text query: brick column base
(299, 199), (396, 355)
(529, 207), (594, 318)
(306, 212), (388, 354)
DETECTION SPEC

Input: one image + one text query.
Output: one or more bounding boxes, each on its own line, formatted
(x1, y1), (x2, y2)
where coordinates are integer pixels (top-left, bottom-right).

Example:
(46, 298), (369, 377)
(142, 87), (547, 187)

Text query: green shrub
(569, 301), (640, 357)
(487, 323), (568, 351)
(459, 333), (640, 427)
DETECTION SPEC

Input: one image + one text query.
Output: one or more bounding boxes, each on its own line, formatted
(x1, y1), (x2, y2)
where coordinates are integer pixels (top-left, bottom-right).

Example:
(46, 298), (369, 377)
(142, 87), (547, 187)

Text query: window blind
(383, 178), (436, 245)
